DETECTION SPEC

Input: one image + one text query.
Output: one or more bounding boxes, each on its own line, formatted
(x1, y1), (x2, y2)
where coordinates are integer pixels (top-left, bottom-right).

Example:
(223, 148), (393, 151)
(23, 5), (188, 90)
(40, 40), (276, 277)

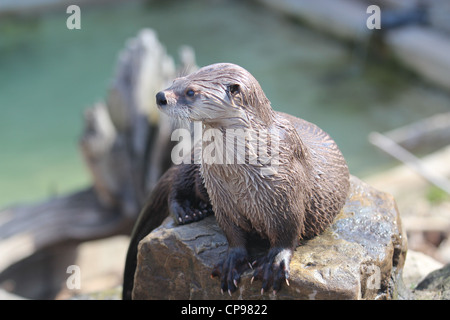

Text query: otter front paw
(211, 247), (251, 295)
(251, 248), (292, 294)
(170, 199), (213, 225)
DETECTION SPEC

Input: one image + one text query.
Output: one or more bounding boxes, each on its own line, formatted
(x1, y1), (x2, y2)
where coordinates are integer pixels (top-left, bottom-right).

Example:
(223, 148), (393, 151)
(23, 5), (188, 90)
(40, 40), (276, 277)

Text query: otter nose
(156, 91), (167, 107)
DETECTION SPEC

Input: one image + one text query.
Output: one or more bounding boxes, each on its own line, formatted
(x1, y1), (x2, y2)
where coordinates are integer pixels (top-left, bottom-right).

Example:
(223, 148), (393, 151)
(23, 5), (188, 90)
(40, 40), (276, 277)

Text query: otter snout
(156, 91), (168, 107)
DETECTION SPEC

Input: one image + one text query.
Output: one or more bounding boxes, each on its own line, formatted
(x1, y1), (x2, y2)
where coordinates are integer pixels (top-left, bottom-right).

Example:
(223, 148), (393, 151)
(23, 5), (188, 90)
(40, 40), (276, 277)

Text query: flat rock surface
(133, 176), (407, 299)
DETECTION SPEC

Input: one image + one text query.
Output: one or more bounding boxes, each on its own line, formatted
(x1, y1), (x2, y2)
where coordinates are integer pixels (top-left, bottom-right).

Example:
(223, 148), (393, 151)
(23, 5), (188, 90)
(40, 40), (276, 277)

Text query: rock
(414, 264), (450, 300)
(402, 250), (443, 291)
(132, 176), (407, 300)
(436, 238), (450, 264)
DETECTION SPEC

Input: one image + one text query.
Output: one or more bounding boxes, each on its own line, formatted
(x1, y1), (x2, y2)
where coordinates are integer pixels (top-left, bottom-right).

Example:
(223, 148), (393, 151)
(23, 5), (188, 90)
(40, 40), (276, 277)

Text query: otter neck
(243, 100), (275, 129)
(207, 101), (275, 132)
(199, 109), (281, 176)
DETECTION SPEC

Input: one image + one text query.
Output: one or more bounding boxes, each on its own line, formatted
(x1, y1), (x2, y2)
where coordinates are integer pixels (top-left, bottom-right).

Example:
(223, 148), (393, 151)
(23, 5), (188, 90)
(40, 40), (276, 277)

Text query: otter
(123, 63), (349, 298)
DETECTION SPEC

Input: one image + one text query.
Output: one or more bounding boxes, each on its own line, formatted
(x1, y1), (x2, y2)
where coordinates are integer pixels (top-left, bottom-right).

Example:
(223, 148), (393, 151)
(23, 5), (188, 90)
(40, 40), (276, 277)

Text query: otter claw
(250, 248), (292, 294)
(170, 198), (213, 225)
(211, 247), (249, 295)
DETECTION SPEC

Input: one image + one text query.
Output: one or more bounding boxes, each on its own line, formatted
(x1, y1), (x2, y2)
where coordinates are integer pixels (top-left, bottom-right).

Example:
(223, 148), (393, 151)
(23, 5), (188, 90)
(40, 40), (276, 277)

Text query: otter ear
(227, 84), (240, 95)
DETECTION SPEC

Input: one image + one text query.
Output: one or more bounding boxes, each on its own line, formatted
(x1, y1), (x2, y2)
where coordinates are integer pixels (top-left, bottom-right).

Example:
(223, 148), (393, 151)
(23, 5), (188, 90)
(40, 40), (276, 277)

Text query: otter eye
(186, 89), (195, 97)
(228, 84), (240, 95)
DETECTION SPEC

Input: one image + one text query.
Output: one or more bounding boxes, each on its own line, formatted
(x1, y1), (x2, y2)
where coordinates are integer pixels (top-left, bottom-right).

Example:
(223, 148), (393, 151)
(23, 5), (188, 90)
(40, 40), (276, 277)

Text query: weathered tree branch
(0, 29), (197, 282)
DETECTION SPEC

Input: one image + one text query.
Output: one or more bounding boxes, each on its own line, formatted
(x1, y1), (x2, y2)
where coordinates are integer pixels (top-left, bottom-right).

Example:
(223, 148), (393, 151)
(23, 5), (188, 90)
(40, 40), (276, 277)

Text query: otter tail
(122, 166), (177, 300)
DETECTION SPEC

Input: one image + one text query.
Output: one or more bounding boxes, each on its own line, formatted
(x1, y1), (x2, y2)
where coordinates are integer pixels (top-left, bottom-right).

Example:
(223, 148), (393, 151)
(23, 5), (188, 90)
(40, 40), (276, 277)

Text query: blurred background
(0, 0), (449, 299)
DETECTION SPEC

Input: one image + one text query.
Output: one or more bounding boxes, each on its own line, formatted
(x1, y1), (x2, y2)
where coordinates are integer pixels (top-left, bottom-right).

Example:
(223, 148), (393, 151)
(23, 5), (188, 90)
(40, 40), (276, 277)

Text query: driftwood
(0, 188), (116, 273)
(369, 131), (450, 194)
(0, 29), (197, 296)
(383, 112), (450, 152)
(369, 112), (450, 194)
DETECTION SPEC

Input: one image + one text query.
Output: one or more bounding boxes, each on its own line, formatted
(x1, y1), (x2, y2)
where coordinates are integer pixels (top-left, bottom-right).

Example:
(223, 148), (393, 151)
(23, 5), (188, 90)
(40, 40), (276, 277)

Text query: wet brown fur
(161, 63), (349, 245)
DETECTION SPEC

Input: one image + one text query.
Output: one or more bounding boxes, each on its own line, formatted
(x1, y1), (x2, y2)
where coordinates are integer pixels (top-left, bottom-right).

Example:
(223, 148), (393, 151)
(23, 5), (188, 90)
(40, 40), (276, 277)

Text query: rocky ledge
(132, 176), (407, 300)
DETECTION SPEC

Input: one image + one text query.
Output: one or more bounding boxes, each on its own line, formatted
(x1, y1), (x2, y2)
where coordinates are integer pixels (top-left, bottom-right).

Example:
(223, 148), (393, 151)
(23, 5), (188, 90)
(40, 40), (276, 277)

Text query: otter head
(156, 63), (273, 128)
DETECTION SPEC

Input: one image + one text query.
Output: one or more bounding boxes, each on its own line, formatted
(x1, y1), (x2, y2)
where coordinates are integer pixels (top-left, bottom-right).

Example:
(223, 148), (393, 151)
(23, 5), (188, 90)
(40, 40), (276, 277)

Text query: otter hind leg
(251, 247), (292, 294)
(211, 222), (252, 294)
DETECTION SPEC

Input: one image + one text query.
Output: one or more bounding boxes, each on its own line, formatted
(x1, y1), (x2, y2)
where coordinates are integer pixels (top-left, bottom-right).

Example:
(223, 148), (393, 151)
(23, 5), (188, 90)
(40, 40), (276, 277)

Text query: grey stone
(132, 176), (407, 300)
(402, 250), (443, 291)
(414, 264), (450, 300)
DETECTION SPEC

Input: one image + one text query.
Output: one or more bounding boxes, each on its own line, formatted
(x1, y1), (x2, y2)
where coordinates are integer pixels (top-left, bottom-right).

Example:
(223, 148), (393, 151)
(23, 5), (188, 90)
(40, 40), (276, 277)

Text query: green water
(1, 0), (449, 208)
